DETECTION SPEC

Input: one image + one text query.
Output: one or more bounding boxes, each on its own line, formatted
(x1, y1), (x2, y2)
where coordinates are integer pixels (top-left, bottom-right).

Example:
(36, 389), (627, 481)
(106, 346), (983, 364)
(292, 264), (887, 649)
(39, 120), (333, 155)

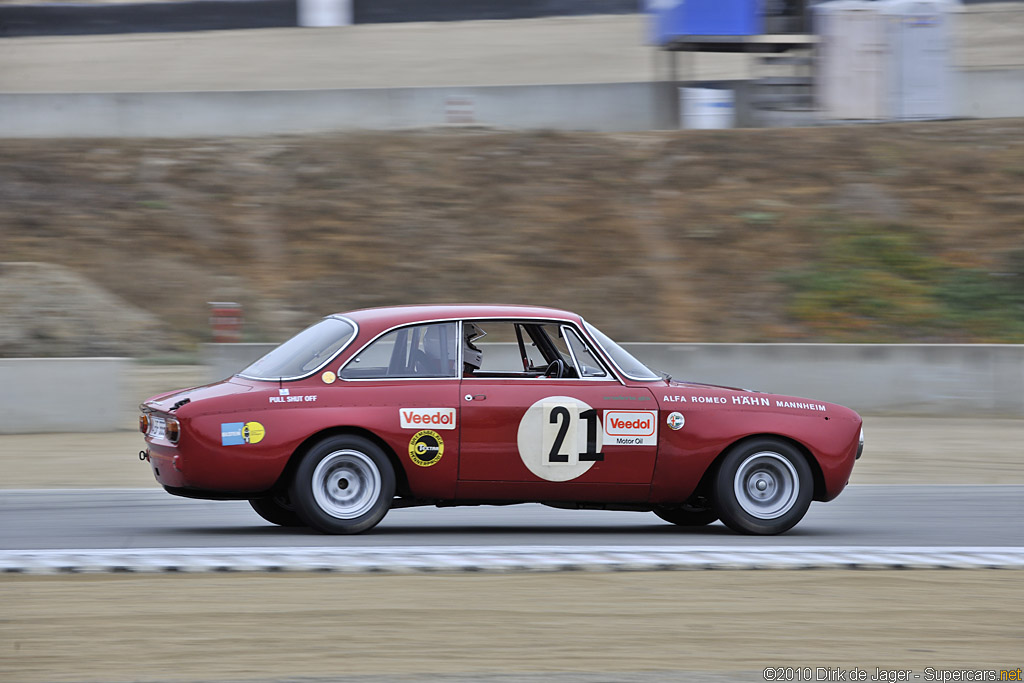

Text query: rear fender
(272, 426), (411, 498)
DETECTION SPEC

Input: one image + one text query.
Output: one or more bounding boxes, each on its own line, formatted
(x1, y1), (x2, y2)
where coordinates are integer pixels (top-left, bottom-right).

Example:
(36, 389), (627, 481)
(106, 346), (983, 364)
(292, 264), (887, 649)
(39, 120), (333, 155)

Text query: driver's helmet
(463, 322), (485, 371)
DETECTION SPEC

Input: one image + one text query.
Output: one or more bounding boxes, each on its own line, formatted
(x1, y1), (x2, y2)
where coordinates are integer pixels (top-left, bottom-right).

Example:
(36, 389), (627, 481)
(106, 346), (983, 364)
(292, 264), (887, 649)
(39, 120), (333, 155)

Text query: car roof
(336, 304), (582, 333)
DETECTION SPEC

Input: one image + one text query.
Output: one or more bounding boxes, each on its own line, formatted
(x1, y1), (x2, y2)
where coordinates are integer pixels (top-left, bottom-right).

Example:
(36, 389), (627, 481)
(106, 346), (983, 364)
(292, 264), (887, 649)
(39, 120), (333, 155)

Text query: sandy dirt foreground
(2, 571), (1022, 682)
(2, 416), (1023, 489)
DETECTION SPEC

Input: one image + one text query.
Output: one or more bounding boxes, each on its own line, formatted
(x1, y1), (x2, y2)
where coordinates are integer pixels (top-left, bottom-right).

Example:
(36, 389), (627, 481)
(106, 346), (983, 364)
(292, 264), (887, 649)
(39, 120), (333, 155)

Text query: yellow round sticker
(242, 421), (265, 444)
(408, 430), (444, 467)
(322, 371), (337, 384)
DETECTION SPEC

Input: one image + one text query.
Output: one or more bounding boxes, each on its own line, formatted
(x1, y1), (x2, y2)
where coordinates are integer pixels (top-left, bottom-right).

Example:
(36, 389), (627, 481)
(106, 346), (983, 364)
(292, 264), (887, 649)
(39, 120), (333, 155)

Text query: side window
(564, 327), (608, 378)
(539, 323), (573, 365)
(465, 321), (545, 375)
(341, 323), (457, 379)
(461, 321), (607, 379)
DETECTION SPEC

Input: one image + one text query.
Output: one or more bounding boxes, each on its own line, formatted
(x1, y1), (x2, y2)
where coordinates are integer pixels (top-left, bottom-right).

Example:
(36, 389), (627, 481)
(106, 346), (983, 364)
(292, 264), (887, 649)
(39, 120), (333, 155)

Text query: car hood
(663, 378), (860, 420)
(665, 378), (751, 392)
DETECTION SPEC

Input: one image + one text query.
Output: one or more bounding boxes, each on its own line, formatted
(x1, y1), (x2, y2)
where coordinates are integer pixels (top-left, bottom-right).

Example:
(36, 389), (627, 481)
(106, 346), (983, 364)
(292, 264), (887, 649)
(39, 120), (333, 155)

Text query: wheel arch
(692, 433), (827, 504)
(272, 426), (411, 498)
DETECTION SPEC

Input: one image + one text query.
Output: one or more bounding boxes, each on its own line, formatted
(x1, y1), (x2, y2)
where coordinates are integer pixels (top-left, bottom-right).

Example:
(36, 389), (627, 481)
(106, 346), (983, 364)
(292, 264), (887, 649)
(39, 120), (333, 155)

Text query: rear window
(239, 317), (357, 380)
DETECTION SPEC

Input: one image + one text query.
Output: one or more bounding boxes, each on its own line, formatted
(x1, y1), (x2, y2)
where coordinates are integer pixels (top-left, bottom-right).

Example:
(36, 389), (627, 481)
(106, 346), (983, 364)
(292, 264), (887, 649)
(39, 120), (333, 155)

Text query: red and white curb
(2, 546), (1024, 574)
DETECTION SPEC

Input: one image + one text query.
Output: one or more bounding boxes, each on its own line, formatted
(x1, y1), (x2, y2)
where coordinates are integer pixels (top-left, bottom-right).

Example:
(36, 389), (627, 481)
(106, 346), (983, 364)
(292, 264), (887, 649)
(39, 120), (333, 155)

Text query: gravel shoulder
(3, 570), (1021, 682)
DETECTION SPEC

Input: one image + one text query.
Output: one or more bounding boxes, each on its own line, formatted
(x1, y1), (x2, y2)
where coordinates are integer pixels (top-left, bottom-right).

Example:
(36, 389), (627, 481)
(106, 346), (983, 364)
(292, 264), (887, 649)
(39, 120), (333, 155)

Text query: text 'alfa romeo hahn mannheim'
(140, 305), (864, 535)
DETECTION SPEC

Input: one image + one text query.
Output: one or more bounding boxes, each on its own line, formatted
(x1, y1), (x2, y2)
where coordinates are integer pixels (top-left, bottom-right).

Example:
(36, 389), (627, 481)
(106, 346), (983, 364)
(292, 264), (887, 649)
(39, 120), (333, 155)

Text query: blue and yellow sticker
(221, 421), (266, 446)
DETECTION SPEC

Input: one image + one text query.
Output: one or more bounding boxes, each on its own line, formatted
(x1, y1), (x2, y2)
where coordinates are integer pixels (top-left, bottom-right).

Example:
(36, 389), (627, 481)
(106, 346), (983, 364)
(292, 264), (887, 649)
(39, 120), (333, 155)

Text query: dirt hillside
(2, 119), (1023, 356)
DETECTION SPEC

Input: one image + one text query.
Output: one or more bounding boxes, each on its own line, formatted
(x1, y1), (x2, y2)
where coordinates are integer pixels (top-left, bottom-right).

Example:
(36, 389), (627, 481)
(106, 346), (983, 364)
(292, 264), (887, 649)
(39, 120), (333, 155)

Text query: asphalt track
(3, 485), (1022, 550)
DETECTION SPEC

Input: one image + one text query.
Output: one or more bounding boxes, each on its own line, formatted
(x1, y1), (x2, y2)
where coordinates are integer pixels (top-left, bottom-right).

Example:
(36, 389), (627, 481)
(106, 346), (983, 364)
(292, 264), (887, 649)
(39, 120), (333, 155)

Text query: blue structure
(648, 0), (763, 45)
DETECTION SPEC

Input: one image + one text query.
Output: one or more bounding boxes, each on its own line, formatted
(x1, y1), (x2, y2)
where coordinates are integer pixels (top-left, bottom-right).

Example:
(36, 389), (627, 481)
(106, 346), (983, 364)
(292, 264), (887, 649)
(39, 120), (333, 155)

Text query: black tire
(713, 438), (813, 535)
(289, 435), (395, 534)
(653, 505), (719, 527)
(248, 494), (305, 527)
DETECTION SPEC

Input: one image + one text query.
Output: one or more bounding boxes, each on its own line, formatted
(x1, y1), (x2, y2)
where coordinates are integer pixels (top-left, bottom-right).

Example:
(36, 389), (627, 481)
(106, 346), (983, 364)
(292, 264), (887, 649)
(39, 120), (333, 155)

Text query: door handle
(464, 394), (486, 401)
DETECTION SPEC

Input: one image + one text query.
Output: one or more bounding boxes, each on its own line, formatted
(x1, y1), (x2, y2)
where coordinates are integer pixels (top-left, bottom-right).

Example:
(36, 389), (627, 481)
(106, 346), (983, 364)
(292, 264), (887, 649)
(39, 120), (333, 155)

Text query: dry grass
(3, 120), (1024, 352)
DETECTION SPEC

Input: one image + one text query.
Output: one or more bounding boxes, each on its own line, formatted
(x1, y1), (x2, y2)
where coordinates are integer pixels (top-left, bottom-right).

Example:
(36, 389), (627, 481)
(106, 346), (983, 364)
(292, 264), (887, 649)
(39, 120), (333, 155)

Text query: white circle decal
(667, 411), (685, 430)
(517, 396), (605, 482)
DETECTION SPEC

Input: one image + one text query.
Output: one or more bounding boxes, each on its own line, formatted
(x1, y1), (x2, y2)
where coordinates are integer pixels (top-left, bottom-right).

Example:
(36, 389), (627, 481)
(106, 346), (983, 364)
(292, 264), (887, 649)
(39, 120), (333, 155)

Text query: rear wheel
(248, 494), (304, 527)
(290, 435), (395, 534)
(713, 438), (813, 535)
(653, 505), (718, 527)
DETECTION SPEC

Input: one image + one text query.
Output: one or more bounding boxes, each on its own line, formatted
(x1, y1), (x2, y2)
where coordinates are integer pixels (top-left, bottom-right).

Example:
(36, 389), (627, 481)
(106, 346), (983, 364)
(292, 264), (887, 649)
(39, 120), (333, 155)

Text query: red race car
(140, 304), (863, 535)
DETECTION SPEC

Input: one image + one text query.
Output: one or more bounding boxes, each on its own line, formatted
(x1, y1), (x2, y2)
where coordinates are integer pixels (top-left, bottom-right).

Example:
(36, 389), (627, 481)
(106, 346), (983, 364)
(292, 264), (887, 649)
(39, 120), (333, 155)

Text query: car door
(456, 320), (658, 502)
(335, 321), (463, 500)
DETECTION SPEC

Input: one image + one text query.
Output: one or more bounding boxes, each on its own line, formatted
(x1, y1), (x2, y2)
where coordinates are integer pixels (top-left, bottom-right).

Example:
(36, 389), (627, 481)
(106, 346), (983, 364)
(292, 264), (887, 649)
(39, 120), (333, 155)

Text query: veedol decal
(603, 410), (657, 446)
(221, 421), (265, 446)
(400, 408), (456, 430)
(408, 430), (444, 467)
(517, 396), (604, 482)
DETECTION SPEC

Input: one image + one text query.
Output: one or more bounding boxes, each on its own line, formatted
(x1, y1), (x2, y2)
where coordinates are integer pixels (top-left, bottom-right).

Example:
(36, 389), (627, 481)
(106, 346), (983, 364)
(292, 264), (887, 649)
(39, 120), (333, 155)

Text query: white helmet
(463, 322), (485, 371)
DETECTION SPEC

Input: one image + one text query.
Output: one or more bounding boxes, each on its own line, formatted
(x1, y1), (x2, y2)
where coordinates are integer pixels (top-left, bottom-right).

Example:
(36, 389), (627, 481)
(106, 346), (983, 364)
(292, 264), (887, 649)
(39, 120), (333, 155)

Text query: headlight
(856, 427), (864, 460)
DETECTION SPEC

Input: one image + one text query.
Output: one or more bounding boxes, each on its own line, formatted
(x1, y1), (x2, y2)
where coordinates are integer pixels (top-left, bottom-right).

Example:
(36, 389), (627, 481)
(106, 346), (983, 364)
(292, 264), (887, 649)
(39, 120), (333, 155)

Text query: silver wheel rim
(311, 450), (381, 520)
(734, 451), (799, 520)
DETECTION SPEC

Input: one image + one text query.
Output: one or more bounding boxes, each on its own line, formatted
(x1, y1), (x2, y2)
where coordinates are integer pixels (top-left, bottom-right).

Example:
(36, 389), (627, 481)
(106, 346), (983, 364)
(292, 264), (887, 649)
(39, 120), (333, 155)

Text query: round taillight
(139, 413), (150, 434)
(166, 418), (180, 444)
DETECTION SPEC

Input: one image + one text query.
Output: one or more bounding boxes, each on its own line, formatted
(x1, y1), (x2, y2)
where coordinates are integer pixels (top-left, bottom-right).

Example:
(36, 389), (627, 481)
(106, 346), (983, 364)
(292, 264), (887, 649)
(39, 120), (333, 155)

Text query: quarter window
(564, 327), (607, 378)
(341, 323), (458, 379)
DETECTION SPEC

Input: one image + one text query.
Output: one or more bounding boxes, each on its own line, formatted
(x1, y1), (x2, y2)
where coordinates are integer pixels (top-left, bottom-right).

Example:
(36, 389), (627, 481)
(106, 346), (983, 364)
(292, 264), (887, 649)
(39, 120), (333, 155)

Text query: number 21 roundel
(516, 396), (605, 482)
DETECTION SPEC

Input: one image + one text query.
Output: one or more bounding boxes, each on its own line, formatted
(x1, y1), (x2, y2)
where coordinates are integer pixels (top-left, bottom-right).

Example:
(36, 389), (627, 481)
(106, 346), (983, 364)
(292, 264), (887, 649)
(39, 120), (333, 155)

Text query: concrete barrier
(1, 70), (1020, 139)
(2, 344), (1019, 432)
(202, 342), (1024, 417)
(628, 343), (1024, 417)
(0, 358), (128, 434)
(0, 82), (678, 138)
(959, 69), (1024, 119)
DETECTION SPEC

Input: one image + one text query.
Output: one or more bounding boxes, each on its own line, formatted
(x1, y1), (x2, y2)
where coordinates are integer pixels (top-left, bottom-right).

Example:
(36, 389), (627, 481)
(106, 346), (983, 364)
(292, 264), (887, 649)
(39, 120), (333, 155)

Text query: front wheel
(713, 439), (813, 535)
(289, 435), (396, 534)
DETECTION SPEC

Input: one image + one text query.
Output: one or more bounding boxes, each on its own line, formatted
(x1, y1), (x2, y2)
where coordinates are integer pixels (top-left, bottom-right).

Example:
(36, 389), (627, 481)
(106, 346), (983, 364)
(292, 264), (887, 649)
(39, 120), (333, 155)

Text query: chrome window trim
(460, 376), (619, 383)
(338, 319), (460, 381)
(337, 316), (627, 386)
(579, 317), (660, 382)
(560, 324), (610, 379)
(457, 319), (464, 376)
(237, 315), (360, 382)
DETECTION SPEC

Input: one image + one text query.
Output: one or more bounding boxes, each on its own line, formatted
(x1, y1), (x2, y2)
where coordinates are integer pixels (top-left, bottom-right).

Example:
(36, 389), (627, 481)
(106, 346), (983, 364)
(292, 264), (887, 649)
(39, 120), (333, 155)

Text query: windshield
(583, 320), (661, 381)
(239, 317), (357, 380)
